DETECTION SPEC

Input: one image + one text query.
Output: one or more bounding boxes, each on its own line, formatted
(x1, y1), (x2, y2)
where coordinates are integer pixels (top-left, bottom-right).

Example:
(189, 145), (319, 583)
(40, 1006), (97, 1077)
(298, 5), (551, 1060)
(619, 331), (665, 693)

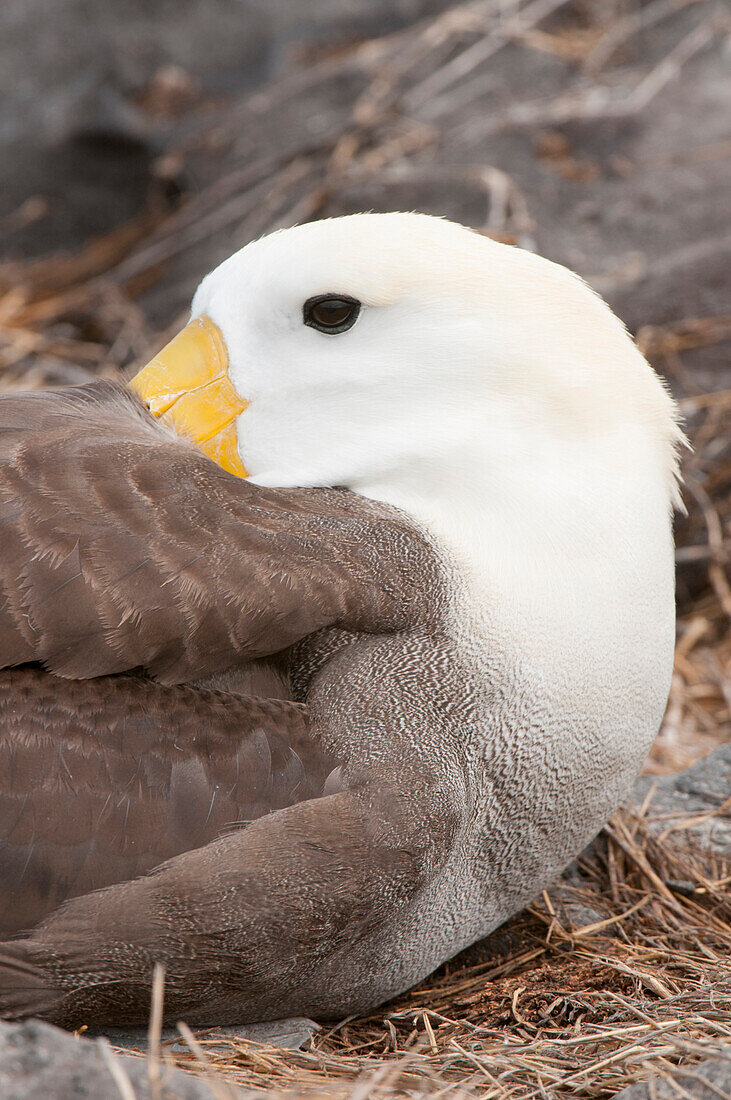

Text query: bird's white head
(132, 212), (683, 587)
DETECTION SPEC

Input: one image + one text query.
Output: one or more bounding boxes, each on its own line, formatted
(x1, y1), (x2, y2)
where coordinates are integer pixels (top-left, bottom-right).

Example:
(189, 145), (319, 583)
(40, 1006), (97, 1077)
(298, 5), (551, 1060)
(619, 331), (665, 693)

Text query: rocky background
(0, 1), (729, 1097)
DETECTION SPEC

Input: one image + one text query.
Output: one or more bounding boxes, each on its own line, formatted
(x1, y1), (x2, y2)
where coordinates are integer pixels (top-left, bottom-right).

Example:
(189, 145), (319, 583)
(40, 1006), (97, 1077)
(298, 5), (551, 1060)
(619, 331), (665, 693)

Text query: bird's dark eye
(303, 294), (360, 334)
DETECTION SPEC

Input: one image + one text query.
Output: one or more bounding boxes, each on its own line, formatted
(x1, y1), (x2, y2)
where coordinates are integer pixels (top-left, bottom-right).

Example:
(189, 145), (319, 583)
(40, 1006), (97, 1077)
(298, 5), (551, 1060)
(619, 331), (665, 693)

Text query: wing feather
(0, 382), (424, 684)
(0, 667), (334, 937)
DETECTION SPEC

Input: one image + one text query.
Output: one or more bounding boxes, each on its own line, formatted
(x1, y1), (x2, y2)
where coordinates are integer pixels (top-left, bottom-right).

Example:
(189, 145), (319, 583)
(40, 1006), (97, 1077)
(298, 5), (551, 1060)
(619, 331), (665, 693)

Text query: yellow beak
(129, 315), (248, 478)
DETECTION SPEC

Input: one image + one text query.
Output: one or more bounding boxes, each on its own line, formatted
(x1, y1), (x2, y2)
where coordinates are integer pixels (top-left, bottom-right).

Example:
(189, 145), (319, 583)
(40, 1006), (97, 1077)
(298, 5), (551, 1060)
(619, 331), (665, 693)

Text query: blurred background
(1, 0), (729, 773)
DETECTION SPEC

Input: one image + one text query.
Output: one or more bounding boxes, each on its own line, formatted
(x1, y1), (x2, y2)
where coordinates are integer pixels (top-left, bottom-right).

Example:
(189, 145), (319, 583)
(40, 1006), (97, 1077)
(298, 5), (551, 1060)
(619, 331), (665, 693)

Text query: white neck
(359, 417), (677, 715)
(361, 420), (677, 839)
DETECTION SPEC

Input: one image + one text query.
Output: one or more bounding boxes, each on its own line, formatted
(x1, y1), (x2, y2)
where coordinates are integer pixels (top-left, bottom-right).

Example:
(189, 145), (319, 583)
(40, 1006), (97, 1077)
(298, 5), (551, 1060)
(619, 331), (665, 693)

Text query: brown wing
(0, 759), (458, 1028)
(0, 382), (421, 686)
(0, 382), (450, 1026)
(0, 666), (335, 938)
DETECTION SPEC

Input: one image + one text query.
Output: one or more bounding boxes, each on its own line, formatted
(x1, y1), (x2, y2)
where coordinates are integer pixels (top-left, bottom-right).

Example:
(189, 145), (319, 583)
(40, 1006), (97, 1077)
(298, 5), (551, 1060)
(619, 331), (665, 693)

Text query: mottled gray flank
(0, 1019), (246, 1100)
(611, 1053), (731, 1100)
(633, 745), (731, 856)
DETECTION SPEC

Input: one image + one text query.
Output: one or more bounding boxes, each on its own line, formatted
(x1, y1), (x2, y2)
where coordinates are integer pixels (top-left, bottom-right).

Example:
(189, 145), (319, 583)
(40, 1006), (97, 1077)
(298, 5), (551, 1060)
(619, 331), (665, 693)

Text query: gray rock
(0, 0), (457, 256)
(0, 1018), (245, 1099)
(0, 0), (271, 256)
(612, 1054), (731, 1099)
(0, 0), (449, 151)
(0, 0), (271, 148)
(633, 745), (731, 856)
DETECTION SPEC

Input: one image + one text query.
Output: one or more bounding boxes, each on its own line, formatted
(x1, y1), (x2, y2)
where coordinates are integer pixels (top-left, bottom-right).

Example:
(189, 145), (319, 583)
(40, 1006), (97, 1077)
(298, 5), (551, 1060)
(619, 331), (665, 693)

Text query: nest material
(0, 0), (728, 1094)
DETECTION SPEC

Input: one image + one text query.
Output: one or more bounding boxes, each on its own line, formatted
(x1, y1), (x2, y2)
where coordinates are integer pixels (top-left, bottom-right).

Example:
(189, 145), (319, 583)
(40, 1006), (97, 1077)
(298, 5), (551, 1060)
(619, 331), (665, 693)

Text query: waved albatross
(0, 213), (681, 1028)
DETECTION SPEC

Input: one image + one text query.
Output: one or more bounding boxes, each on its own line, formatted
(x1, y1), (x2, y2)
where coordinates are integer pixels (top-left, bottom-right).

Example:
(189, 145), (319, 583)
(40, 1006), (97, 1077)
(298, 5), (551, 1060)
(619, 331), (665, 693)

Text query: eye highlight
(303, 294), (360, 335)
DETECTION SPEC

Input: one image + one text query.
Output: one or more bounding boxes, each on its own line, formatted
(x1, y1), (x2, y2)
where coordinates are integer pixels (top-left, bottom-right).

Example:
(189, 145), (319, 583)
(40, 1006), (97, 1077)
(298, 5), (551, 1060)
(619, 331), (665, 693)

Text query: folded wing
(0, 667), (335, 937)
(0, 382), (419, 685)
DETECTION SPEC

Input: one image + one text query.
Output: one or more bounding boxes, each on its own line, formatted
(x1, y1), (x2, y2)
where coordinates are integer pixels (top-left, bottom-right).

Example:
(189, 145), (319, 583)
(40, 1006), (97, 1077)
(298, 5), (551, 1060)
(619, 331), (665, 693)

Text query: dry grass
(0, 1), (728, 1095)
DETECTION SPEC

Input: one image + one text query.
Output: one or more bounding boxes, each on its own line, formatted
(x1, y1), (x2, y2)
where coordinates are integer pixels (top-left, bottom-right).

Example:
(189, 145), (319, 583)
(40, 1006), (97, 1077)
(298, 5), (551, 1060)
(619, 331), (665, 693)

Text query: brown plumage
(0, 383), (419, 684)
(0, 667), (332, 938)
(0, 383), (459, 1027)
